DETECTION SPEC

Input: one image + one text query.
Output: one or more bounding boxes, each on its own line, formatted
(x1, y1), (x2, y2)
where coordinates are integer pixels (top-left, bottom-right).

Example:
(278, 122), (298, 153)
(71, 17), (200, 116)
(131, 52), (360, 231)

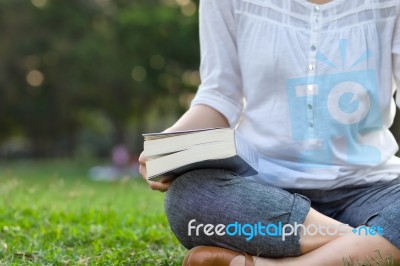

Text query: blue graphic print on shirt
(286, 40), (382, 166)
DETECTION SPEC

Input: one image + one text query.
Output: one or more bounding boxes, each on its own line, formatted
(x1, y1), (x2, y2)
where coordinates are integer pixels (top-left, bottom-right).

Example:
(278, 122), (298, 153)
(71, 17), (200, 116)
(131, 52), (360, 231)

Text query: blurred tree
(0, 0), (200, 157)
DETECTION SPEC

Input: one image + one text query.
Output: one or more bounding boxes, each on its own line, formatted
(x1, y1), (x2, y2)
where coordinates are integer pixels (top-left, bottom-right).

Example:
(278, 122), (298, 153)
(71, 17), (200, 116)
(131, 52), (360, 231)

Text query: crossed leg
(164, 169), (400, 266)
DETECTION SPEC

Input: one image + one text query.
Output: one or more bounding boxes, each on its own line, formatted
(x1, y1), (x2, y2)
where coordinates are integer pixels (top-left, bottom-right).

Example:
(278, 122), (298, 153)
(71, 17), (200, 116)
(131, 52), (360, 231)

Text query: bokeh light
(26, 70), (44, 87)
(182, 70), (200, 86)
(181, 1), (197, 16)
(31, 0), (48, 8)
(176, 0), (190, 6)
(149, 55), (166, 70)
(131, 66), (147, 82)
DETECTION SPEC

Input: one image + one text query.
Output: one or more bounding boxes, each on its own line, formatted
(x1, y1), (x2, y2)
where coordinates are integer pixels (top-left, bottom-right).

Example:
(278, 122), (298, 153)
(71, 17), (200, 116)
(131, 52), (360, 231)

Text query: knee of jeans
(164, 169), (230, 217)
(164, 170), (223, 248)
(163, 174), (198, 240)
(164, 189), (223, 251)
(164, 192), (197, 249)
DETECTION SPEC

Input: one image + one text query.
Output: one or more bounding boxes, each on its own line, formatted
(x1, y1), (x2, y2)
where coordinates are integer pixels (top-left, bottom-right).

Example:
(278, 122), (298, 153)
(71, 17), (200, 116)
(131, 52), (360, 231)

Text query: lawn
(0, 160), (186, 265)
(0, 160), (398, 266)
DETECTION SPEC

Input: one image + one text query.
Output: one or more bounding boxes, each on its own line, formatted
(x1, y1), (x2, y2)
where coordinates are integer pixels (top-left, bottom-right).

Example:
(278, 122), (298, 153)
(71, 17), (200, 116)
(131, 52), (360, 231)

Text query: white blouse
(191, 0), (400, 189)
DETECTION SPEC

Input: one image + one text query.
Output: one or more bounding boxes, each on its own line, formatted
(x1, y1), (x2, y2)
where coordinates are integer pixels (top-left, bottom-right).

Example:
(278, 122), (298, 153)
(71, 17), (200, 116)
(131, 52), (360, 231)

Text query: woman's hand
(138, 151), (172, 192)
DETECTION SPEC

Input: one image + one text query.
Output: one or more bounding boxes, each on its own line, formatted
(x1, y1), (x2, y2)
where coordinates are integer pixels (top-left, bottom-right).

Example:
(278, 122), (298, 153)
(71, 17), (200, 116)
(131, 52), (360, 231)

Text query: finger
(139, 164), (147, 178)
(149, 181), (171, 192)
(138, 152), (147, 164)
(159, 175), (175, 183)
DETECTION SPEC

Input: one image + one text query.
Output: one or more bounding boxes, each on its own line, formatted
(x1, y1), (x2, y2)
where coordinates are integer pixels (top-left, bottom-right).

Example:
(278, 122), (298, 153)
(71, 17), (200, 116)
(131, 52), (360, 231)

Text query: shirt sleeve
(190, 0), (244, 127)
(394, 9), (400, 107)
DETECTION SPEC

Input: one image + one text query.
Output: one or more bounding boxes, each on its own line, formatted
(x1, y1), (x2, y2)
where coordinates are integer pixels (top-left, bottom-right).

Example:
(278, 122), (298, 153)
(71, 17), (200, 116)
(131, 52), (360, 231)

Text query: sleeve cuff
(190, 89), (243, 127)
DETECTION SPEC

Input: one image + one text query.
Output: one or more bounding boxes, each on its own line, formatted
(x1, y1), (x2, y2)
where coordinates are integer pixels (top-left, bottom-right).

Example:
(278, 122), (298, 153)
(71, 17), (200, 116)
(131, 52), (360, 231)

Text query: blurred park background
(0, 0), (200, 161)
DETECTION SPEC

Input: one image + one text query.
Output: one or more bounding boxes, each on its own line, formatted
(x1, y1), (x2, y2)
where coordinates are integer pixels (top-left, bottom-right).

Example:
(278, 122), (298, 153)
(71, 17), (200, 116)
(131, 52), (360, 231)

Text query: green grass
(342, 250), (400, 266)
(0, 160), (186, 265)
(0, 160), (398, 266)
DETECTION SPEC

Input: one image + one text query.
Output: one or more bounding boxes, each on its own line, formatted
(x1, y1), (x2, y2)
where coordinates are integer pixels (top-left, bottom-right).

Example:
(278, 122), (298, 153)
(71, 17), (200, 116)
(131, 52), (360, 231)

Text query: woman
(139, 0), (400, 265)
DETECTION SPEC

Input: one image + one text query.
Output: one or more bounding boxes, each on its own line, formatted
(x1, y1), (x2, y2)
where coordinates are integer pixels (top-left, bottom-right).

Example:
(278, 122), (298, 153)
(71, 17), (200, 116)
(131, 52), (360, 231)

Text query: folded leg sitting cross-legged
(164, 169), (400, 266)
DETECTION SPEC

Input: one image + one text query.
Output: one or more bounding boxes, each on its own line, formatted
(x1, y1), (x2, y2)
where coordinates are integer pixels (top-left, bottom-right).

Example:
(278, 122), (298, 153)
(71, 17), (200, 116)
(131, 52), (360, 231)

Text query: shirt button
(311, 45), (317, 51)
(307, 85), (314, 92)
(308, 64), (315, 70)
(308, 104), (313, 109)
(314, 6), (320, 12)
(309, 122), (314, 127)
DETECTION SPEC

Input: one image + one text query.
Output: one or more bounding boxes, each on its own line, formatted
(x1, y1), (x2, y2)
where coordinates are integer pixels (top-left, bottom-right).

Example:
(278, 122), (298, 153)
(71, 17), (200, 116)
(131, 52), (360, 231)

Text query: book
(142, 128), (259, 181)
